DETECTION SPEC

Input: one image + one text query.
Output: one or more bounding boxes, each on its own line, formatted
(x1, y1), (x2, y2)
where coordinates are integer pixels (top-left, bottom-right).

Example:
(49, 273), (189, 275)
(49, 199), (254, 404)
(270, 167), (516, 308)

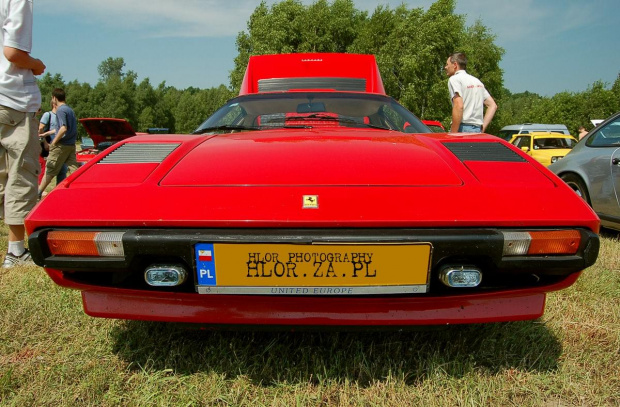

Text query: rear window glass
(195, 92), (430, 134)
(498, 130), (520, 140)
(512, 136), (531, 148)
(587, 116), (620, 147)
(533, 138), (577, 149)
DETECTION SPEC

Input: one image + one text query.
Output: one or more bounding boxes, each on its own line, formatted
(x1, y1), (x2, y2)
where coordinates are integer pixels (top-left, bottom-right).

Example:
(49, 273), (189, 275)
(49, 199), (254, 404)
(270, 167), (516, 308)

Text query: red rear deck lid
(79, 118), (137, 147)
(239, 53), (386, 96)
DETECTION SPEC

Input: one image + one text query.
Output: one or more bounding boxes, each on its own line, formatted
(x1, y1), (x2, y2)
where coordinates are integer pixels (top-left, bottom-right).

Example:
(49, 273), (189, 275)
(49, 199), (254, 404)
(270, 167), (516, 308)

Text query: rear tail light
(47, 231), (125, 257)
(502, 230), (580, 256)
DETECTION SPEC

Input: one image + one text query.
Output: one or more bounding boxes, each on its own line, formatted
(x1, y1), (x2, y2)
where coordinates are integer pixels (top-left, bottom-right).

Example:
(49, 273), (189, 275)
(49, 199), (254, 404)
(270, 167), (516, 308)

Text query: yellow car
(509, 132), (578, 166)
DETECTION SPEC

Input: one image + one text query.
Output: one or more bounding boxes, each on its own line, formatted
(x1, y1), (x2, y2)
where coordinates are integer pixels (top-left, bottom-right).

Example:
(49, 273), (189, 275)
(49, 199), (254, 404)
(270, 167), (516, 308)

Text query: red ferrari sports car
(26, 53), (600, 328)
(422, 120), (445, 133)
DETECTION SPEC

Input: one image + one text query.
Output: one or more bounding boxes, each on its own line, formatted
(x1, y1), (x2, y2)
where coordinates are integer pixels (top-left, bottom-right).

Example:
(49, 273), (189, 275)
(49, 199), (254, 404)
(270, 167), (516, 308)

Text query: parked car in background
(498, 123), (570, 140)
(77, 118), (147, 165)
(26, 53), (599, 328)
(510, 132), (578, 166)
(549, 111), (620, 231)
(422, 120), (445, 133)
(80, 137), (94, 150)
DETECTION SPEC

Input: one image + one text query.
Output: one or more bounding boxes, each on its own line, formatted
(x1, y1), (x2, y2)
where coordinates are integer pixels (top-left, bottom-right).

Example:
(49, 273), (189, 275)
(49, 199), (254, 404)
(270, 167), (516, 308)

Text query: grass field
(1, 228), (619, 406)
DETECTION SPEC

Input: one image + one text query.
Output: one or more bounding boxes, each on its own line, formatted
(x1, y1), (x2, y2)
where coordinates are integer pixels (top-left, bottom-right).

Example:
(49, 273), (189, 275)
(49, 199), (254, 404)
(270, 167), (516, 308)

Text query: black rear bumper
(29, 228), (599, 287)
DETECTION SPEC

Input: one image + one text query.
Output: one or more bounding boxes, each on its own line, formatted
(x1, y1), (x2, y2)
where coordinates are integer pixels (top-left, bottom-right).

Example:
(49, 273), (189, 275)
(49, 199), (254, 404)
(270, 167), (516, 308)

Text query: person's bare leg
(38, 172), (53, 195)
(8, 224), (25, 242)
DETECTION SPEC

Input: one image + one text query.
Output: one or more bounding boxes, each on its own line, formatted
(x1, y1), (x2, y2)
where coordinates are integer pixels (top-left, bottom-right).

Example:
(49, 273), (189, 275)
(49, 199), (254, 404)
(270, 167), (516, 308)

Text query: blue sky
(33, 0), (619, 96)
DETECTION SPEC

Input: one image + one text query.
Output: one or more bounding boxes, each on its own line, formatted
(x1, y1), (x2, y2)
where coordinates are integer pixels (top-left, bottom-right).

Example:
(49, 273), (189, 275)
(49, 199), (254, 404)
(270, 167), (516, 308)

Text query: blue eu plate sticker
(195, 243), (216, 286)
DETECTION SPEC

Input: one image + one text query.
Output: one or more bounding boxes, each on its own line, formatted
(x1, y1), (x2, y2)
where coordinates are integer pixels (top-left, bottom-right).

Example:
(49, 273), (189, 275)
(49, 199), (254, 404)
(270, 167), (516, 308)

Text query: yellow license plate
(195, 243), (432, 295)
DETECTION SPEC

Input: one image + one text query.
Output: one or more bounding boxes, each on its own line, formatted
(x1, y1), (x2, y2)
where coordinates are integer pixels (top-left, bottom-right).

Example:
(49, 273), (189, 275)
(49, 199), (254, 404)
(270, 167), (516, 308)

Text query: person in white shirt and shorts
(0, 0), (46, 268)
(445, 52), (497, 133)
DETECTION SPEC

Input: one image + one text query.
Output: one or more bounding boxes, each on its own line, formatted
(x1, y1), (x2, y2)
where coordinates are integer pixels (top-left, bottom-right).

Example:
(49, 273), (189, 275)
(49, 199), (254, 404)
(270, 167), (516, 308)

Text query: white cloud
(35, 0), (599, 42)
(36, 0), (439, 38)
(37, 0), (260, 37)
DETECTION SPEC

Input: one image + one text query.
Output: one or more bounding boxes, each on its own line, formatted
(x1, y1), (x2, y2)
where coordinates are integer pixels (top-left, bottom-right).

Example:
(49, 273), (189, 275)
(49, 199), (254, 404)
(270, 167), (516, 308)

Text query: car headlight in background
(551, 156), (563, 163)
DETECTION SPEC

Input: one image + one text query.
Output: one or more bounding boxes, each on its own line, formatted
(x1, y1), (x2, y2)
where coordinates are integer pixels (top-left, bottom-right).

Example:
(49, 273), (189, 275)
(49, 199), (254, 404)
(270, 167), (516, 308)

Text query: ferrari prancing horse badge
(303, 195), (319, 209)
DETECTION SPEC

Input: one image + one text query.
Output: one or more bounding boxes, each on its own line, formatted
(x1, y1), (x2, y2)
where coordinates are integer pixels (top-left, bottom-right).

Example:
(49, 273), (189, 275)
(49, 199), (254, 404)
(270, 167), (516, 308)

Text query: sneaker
(3, 249), (34, 268)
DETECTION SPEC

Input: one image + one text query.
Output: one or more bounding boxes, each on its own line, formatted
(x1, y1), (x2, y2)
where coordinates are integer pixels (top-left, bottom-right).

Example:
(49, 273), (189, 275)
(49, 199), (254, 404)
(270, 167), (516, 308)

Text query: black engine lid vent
(443, 142), (526, 162)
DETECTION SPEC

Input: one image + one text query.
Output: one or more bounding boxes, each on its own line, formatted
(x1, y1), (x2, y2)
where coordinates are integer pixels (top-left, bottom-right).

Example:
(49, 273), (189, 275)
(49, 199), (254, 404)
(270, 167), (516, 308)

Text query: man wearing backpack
(38, 100), (67, 185)
(38, 88), (78, 198)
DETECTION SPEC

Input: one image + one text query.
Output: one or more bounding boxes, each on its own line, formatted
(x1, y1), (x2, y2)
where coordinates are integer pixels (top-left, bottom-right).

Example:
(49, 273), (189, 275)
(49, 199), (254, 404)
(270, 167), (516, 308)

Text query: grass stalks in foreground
(0, 229), (618, 406)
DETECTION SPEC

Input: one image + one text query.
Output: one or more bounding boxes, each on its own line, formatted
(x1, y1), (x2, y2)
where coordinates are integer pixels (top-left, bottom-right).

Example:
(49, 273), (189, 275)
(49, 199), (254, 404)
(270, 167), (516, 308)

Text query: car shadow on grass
(600, 227), (620, 239)
(110, 319), (562, 386)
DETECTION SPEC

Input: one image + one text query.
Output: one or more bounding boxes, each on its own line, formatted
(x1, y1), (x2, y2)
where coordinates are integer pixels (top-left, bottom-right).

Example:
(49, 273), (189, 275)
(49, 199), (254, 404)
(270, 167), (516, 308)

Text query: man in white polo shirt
(445, 52), (497, 133)
(0, 0), (46, 268)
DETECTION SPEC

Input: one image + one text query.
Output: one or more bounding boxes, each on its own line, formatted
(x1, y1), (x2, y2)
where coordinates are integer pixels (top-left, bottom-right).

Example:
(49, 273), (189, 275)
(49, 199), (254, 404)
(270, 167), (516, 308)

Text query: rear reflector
(502, 230), (580, 256)
(47, 231), (125, 257)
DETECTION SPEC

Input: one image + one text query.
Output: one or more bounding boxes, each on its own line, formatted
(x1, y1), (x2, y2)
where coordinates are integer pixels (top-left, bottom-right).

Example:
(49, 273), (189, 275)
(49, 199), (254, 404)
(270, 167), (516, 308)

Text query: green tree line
(36, 58), (234, 138)
(233, 0), (504, 128)
(497, 77), (620, 135)
(38, 0), (619, 138)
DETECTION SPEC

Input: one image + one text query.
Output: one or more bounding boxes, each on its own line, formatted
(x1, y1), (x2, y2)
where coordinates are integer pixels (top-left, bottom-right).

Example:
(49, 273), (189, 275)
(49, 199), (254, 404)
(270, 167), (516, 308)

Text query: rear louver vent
(99, 143), (180, 164)
(258, 77), (367, 92)
(443, 142), (526, 162)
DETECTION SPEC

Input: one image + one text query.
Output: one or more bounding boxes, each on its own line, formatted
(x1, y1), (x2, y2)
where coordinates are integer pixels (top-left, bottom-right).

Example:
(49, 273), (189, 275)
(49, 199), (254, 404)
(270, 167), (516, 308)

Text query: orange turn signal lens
(47, 231), (125, 257)
(502, 230), (581, 256)
(528, 230), (581, 255)
(48, 231), (98, 256)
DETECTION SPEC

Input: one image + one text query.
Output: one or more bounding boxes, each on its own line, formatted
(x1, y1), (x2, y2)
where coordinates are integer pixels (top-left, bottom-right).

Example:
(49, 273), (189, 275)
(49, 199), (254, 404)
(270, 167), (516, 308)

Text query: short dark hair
(449, 52), (467, 70)
(52, 88), (66, 102)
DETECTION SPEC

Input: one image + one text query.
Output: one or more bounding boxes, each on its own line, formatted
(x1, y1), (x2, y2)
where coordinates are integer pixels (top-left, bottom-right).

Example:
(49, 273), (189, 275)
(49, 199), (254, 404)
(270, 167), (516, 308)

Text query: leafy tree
(493, 75), (619, 136)
(89, 72), (137, 125)
(173, 85), (234, 133)
(458, 20), (503, 100)
(231, 0), (503, 129)
(231, 0), (365, 91)
(135, 78), (173, 131)
(367, 0), (465, 121)
(457, 20), (504, 134)
(574, 81), (618, 132)
(494, 90), (542, 130)
(65, 80), (95, 138)
(34, 43), (617, 143)
(611, 73), (620, 104)
(98, 57), (126, 81)
(37, 73), (66, 112)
